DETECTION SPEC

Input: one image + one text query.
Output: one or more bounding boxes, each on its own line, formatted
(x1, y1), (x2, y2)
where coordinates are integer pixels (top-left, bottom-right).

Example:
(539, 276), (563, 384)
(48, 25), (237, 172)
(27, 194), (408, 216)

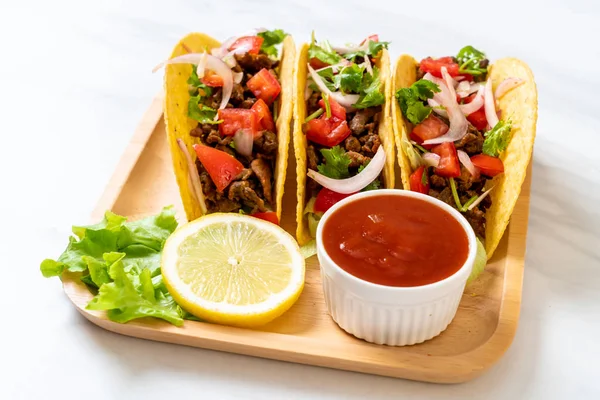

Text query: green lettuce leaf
(334, 64), (364, 94)
(188, 95), (221, 124)
(467, 238), (488, 284)
(258, 29), (287, 57)
(40, 206), (192, 326)
(308, 32), (342, 66)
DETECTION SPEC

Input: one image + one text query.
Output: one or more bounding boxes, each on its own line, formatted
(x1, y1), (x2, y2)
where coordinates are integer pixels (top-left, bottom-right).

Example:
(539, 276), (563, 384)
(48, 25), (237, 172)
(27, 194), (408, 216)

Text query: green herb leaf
(354, 66), (385, 109)
(344, 40), (389, 61)
(40, 207), (190, 326)
(362, 179), (381, 191)
(323, 94), (331, 118)
(483, 119), (512, 157)
(317, 146), (351, 179)
(333, 64), (364, 94)
(308, 34), (342, 66)
(188, 95), (221, 124)
(257, 29), (287, 57)
(395, 80), (441, 124)
(456, 45), (488, 76)
(187, 68), (213, 96)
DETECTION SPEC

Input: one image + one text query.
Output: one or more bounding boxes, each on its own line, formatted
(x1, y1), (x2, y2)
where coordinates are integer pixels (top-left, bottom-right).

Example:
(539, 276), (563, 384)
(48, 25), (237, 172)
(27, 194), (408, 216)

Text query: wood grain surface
(62, 95), (532, 383)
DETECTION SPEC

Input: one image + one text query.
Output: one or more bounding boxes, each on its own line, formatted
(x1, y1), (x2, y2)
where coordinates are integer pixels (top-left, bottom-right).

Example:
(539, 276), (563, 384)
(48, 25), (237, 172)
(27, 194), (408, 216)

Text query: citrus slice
(161, 213), (305, 327)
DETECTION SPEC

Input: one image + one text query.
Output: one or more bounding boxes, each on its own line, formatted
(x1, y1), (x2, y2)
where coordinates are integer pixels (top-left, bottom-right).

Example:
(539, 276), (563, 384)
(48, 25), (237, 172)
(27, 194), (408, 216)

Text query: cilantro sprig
(395, 80), (441, 124)
(257, 29), (287, 57)
(354, 66), (385, 109)
(457, 45), (488, 76)
(344, 40), (390, 61)
(317, 146), (351, 179)
(483, 119), (512, 157)
(308, 32), (342, 66)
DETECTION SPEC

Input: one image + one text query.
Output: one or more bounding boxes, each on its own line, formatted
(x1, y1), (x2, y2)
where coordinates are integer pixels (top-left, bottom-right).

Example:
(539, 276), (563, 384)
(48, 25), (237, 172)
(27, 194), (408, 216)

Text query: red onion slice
(307, 64), (359, 110)
(196, 52), (208, 78)
(176, 139), (207, 215)
(484, 78), (499, 128)
(233, 72), (243, 84)
(427, 98), (448, 118)
(233, 130), (254, 156)
(422, 75), (468, 145)
(459, 85), (485, 116)
(361, 56), (373, 74)
(457, 150), (480, 178)
(422, 152), (440, 168)
(495, 77), (524, 99)
(467, 186), (495, 211)
(152, 53), (207, 73)
(307, 146), (385, 194)
(456, 81), (481, 98)
(441, 67), (458, 100)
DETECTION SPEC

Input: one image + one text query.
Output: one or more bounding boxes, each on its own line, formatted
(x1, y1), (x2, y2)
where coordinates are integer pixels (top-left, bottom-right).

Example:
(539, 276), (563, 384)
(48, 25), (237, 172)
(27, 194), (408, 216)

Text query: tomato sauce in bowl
(321, 194), (469, 287)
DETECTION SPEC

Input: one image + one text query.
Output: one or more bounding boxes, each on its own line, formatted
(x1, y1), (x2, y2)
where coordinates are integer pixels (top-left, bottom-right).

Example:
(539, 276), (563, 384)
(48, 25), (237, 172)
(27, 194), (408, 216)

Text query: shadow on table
(76, 149), (597, 398)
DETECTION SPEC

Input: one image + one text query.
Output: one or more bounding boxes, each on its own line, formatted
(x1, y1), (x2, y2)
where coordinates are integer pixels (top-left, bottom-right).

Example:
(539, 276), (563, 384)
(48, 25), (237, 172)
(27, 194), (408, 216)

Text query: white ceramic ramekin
(316, 189), (477, 346)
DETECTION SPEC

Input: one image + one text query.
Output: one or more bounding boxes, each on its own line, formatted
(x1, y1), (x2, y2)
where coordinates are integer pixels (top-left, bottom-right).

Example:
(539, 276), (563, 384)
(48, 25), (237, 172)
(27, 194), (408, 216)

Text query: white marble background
(1, 0), (599, 399)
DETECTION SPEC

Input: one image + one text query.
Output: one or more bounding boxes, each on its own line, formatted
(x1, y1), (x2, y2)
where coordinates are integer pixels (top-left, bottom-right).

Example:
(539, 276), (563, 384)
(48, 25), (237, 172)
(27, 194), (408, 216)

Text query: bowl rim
(315, 189), (477, 293)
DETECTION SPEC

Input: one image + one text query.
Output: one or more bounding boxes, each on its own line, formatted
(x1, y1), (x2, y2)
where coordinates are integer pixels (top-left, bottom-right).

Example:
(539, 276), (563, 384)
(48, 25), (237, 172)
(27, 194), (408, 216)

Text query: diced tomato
(410, 115), (449, 149)
(306, 118), (352, 147)
(193, 144), (244, 192)
(470, 154), (504, 177)
(463, 93), (487, 130)
(251, 99), (275, 132)
(218, 109), (259, 137)
(314, 188), (356, 213)
(318, 97), (346, 120)
(419, 57), (460, 78)
(201, 72), (224, 87)
(246, 68), (281, 105)
(228, 36), (263, 55)
(309, 57), (330, 70)
(409, 166), (430, 194)
(251, 211), (279, 225)
(360, 34), (379, 45)
(431, 142), (460, 178)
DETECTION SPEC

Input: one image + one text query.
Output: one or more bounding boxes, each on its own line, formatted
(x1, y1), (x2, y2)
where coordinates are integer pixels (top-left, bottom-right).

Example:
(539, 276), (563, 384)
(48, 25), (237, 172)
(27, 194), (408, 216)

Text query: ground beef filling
(305, 92), (383, 200)
(188, 52), (279, 214)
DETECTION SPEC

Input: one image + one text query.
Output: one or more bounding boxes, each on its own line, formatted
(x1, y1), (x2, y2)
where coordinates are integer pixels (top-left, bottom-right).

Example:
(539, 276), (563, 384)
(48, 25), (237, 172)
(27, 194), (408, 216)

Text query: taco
(294, 33), (395, 245)
(158, 29), (295, 224)
(391, 46), (538, 259)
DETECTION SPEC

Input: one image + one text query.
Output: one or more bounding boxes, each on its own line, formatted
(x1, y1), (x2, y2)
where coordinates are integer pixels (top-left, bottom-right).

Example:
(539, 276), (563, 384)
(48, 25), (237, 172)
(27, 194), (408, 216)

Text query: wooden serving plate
(62, 94), (531, 384)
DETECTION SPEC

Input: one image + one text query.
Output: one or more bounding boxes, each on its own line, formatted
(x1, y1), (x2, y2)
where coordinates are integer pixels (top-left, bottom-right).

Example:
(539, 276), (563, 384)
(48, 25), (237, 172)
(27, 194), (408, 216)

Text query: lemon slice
(162, 213), (305, 327)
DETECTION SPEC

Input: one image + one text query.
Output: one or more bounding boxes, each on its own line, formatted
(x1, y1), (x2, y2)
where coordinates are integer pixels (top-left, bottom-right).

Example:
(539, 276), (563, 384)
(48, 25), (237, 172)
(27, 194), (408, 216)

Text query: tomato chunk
(193, 144), (244, 192)
(218, 109), (259, 137)
(309, 57), (330, 70)
(228, 36), (263, 55)
(251, 99), (275, 132)
(251, 211), (279, 225)
(247, 68), (281, 105)
(410, 115), (448, 149)
(201, 72), (224, 87)
(314, 188), (356, 213)
(318, 97), (346, 121)
(463, 93), (487, 130)
(305, 118), (352, 147)
(419, 57), (460, 78)
(470, 154), (504, 177)
(409, 166), (430, 194)
(431, 142), (460, 178)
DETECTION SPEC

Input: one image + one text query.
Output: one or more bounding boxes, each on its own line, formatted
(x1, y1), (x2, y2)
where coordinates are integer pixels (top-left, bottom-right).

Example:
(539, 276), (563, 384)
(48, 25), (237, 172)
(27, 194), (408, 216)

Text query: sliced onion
(456, 81), (481, 98)
(233, 130), (253, 156)
(304, 84), (313, 101)
(316, 59), (350, 73)
(362, 56), (373, 74)
(441, 66), (458, 101)
(152, 53), (207, 73)
(427, 98), (448, 118)
(307, 64), (359, 109)
(422, 75), (468, 145)
(495, 77), (524, 99)
(467, 186), (495, 211)
(176, 139), (207, 215)
(308, 146), (385, 194)
(233, 72), (243, 84)
(196, 52), (208, 78)
(455, 76), (466, 82)
(484, 78), (499, 128)
(459, 85), (485, 116)
(422, 152), (440, 168)
(457, 150), (480, 178)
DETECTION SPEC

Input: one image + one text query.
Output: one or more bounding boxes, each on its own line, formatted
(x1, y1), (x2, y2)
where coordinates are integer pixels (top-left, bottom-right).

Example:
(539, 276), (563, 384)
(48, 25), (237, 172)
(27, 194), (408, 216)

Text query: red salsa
(322, 195), (469, 287)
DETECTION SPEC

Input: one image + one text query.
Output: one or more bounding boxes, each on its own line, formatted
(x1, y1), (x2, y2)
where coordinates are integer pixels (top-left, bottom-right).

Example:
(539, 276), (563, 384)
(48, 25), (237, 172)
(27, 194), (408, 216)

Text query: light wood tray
(62, 95), (531, 384)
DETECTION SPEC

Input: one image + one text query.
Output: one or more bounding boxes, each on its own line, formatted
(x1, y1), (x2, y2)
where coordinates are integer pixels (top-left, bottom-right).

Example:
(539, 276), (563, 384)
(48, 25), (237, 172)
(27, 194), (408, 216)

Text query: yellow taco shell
(163, 33), (295, 222)
(293, 46), (395, 245)
(391, 55), (538, 259)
